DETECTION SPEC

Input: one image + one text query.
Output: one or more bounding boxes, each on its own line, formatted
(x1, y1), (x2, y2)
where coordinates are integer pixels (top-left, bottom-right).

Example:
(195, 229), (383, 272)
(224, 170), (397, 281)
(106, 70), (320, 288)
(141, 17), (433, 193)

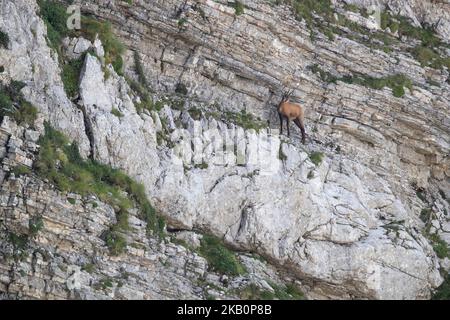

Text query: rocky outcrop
(0, 0), (90, 156)
(0, 118), (297, 300)
(1, 0), (450, 299)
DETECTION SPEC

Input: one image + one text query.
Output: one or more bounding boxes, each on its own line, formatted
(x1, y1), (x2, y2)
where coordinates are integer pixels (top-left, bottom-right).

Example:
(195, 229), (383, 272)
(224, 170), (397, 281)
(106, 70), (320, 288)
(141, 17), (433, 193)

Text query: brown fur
(278, 90), (306, 144)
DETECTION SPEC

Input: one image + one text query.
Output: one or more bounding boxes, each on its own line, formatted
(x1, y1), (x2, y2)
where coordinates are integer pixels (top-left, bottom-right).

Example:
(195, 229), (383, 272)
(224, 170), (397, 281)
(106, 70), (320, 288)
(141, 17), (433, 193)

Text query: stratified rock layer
(1, 0), (449, 299)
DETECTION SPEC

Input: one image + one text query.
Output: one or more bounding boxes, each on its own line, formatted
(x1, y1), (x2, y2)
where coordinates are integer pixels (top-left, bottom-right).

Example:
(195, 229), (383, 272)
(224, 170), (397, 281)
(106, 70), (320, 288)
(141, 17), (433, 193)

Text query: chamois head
(277, 87), (306, 144)
(281, 88), (294, 103)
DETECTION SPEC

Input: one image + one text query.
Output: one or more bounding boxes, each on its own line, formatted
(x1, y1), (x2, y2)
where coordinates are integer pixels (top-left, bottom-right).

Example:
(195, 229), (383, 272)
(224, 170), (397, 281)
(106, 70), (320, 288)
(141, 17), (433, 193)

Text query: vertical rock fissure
(76, 102), (95, 159)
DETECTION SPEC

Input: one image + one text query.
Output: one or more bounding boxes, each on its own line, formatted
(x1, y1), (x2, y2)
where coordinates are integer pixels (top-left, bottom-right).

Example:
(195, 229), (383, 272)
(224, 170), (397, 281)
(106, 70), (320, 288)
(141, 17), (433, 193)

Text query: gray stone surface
(1, 0), (450, 300)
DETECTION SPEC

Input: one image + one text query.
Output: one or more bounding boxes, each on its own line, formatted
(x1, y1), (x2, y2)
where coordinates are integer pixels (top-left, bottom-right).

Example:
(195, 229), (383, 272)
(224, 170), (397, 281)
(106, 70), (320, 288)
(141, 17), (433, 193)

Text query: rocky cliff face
(0, 0), (449, 300)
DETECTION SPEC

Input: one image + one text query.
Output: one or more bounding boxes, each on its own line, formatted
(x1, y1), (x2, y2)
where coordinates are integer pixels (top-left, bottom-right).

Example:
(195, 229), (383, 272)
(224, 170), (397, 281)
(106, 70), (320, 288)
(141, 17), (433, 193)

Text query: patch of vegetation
(95, 277), (114, 290)
(234, 1), (245, 16)
(198, 234), (246, 276)
(308, 64), (412, 97)
(126, 77), (158, 114)
(0, 81), (38, 126)
(188, 107), (202, 121)
(34, 124), (165, 255)
(37, 0), (69, 53)
(420, 208), (432, 223)
(82, 263), (96, 274)
(67, 198), (76, 205)
(309, 152), (324, 166)
(29, 216), (44, 237)
(433, 272), (450, 300)
(61, 55), (84, 98)
(104, 229), (127, 256)
(8, 232), (29, 253)
(0, 30), (9, 49)
(428, 233), (450, 259)
(194, 162), (209, 170)
(277, 0), (334, 28)
(379, 9), (449, 70)
(39, 0), (125, 75)
(412, 46), (450, 70)
(175, 83), (188, 95)
(381, 12), (440, 47)
(222, 110), (267, 132)
(111, 108), (124, 118)
(341, 73), (412, 97)
(76, 16), (125, 74)
(11, 165), (31, 177)
(178, 17), (188, 29)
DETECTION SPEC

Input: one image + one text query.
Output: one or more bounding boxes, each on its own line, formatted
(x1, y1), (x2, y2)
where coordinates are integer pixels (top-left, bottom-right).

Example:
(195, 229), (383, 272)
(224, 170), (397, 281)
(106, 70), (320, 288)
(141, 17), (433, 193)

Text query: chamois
(278, 89), (306, 144)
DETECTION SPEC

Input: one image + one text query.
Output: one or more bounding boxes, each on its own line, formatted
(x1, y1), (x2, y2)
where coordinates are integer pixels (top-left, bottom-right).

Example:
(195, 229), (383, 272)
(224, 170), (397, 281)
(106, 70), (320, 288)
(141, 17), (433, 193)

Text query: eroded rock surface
(1, 0), (449, 299)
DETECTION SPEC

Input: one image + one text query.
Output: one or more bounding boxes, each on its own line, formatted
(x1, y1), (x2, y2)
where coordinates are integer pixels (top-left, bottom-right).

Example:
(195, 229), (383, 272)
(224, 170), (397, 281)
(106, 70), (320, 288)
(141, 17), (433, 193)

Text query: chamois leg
(294, 118), (306, 144)
(286, 118), (291, 137)
(278, 112), (283, 135)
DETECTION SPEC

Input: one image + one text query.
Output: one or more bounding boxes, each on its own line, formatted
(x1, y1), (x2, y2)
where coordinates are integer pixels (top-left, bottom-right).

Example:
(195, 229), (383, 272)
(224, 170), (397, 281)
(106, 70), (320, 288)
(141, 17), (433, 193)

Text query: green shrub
(178, 18), (188, 28)
(11, 165), (31, 176)
(433, 273), (450, 300)
(194, 162), (209, 170)
(104, 229), (127, 256)
(37, 0), (69, 52)
(111, 108), (124, 118)
(309, 152), (324, 166)
(234, 1), (245, 16)
(420, 208), (432, 223)
(8, 232), (28, 250)
(428, 233), (450, 259)
(0, 30), (9, 49)
(61, 56), (84, 97)
(188, 107), (202, 120)
(412, 46), (450, 70)
(309, 65), (412, 97)
(198, 235), (246, 276)
(29, 216), (44, 236)
(82, 263), (96, 273)
(0, 82), (38, 126)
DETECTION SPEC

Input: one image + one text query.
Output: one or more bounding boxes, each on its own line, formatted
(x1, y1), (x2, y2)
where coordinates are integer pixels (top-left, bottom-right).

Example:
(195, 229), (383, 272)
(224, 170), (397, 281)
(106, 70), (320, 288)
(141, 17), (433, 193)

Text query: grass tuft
(0, 30), (9, 49)
(198, 235), (246, 276)
(0, 81), (38, 126)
